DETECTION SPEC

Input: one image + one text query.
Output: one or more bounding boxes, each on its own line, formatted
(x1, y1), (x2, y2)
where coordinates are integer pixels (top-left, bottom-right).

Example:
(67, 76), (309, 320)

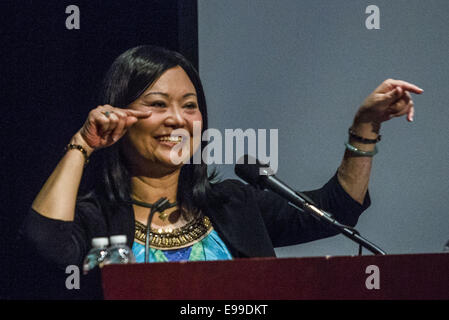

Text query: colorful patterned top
(132, 230), (233, 263)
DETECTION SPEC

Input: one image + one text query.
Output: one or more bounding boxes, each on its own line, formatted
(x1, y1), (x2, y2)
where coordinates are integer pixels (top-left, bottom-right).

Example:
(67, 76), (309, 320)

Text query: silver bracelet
(344, 141), (378, 157)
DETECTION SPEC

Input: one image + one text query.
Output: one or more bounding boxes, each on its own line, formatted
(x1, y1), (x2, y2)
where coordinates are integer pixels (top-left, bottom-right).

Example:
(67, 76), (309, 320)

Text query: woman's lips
(156, 135), (185, 147)
(157, 135), (183, 143)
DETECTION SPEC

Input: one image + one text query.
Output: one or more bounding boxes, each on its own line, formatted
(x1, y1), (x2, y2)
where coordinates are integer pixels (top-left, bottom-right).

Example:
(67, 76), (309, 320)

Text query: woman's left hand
(338, 79), (423, 204)
(355, 79), (423, 125)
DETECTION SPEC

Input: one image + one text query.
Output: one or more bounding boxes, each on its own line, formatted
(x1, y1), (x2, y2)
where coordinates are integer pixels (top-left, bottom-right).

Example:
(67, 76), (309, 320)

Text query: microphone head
(234, 154), (273, 187)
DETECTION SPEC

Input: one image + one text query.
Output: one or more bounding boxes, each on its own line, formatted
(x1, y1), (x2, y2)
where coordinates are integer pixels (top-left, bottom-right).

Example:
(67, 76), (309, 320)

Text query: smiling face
(122, 66), (203, 173)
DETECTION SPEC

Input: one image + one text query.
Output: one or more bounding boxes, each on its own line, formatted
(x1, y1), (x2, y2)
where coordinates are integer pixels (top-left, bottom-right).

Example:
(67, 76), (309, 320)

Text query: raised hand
(75, 105), (152, 153)
(356, 79), (423, 124)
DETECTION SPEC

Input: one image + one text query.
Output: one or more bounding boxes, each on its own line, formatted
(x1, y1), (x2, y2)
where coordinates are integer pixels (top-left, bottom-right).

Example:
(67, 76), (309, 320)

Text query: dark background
(1, 0), (198, 299)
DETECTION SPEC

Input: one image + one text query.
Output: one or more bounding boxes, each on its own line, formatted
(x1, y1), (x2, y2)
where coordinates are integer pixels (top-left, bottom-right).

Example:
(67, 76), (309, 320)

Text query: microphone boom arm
(301, 200), (386, 255)
(260, 168), (386, 255)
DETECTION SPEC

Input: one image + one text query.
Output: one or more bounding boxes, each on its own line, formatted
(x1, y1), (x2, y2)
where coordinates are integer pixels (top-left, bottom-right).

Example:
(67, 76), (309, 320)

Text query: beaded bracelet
(65, 143), (89, 166)
(344, 141), (378, 157)
(348, 127), (381, 144)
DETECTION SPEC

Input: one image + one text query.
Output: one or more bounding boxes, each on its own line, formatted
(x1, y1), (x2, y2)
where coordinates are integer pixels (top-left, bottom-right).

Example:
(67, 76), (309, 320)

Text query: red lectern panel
(101, 253), (449, 300)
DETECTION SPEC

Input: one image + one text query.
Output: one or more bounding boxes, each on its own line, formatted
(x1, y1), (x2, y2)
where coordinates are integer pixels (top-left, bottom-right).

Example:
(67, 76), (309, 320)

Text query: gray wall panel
(198, 0), (449, 257)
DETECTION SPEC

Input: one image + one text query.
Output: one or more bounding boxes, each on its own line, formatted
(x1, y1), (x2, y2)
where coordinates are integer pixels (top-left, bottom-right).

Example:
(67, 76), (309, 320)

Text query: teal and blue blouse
(132, 229), (233, 263)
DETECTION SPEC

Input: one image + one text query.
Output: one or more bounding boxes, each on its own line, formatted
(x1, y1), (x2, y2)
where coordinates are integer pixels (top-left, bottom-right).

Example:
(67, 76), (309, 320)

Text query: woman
(23, 45), (422, 267)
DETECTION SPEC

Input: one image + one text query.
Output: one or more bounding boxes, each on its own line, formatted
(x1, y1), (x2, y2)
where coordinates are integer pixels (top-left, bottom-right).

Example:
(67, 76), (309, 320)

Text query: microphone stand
(259, 168), (386, 255)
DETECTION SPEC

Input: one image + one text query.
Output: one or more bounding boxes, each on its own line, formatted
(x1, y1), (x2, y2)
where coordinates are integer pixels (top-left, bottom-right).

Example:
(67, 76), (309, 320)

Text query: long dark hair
(93, 45), (222, 217)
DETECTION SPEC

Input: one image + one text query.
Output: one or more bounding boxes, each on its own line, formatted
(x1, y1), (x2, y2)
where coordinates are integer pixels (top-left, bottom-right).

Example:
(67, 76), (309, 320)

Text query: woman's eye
(184, 103), (197, 109)
(150, 102), (166, 108)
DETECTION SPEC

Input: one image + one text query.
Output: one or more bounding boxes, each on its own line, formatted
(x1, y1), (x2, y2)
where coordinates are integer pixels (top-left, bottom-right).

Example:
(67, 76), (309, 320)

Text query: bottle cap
(110, 235), (127, 245)
(91, 237), (109, 248)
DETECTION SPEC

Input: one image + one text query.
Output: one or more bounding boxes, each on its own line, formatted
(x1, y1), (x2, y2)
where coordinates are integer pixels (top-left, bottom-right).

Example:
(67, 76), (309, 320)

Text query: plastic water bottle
(103, 235), (135, 265)
(82, 237), (110, 274)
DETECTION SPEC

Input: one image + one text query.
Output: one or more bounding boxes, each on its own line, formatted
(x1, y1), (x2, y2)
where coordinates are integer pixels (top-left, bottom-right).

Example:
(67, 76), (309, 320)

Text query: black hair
(92, 45), (222, 218)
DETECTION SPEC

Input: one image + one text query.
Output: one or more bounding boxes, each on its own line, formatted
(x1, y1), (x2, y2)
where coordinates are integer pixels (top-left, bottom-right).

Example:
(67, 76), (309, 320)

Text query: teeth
(158, 136), (182, 142)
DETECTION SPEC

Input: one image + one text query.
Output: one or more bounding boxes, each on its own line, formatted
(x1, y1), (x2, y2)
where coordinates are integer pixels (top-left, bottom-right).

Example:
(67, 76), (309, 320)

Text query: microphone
(234, 154), (386, 255)
(235, 155), (319, 210)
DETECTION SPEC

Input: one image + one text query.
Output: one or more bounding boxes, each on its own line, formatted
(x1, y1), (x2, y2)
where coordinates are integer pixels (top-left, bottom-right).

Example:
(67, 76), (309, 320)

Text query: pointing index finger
(125, 109), (152, 118)
(389, 79), (424, 94)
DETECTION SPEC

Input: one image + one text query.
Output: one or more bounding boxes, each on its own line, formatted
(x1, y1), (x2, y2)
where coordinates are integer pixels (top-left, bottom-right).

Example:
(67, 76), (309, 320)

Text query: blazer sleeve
(252, 171), (371, 247)
(19, 196), (107, 269)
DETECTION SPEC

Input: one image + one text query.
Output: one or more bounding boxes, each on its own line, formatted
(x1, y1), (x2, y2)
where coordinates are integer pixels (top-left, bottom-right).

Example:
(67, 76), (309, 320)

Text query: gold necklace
(134, 216), (213, 250)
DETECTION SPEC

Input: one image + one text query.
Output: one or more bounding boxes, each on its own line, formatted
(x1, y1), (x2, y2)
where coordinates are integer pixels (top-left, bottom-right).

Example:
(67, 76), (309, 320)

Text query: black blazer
(21, 172), (370, 269)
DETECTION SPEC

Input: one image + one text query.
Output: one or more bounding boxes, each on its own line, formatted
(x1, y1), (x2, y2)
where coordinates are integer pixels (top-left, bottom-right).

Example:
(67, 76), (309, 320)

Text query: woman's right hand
(73, 105), (152, 154)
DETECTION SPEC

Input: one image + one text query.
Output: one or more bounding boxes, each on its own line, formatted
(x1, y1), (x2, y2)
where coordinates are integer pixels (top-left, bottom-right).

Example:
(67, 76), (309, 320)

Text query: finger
(108, 109), (127, 119)
(108, 109), (129, 140)
(105, 112), (120, 136)
(111, 114), (127, 142)
(404, 96), (414, 121)
(390, 102), (412, 118)
(118, 110), (143, 128)
(404, 90), (412, 101)
(390, 91), (411, 111)
(102, 104), (116, 111)
(389, 97), (414, 120)
(383, 86), (404, 105)
(101, 105), (151, 119)
(388, 93), (410, 114)
(386, 79), (424, 94)
(98, 104), (116, 116)
(125, 116), (138, 127)
(101, 107), (144, 134)
(124, 109), (152, 119)
(99, 131), (112, 144)
(407, 105), (415, 122)
(90, 108), (111, 135)
(96, 105), (115, 123)
(96, 116), (111, 136)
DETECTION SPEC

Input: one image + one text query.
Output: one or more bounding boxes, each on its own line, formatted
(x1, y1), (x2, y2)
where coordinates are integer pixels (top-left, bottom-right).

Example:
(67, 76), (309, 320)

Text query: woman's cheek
(188, 112), (203, 131)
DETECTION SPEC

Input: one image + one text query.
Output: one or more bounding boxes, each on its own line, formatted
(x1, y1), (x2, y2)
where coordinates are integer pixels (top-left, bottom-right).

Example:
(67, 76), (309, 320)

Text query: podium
(101, 253), (449, 300)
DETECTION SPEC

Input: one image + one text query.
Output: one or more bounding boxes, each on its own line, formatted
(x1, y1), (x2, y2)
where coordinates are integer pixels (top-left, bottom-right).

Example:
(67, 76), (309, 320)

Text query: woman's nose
(164, 106), (187, 128)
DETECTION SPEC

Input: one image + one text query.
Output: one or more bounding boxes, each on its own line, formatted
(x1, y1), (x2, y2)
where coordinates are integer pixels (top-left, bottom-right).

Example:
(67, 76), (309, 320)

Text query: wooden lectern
(101, 253), (449, 300)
